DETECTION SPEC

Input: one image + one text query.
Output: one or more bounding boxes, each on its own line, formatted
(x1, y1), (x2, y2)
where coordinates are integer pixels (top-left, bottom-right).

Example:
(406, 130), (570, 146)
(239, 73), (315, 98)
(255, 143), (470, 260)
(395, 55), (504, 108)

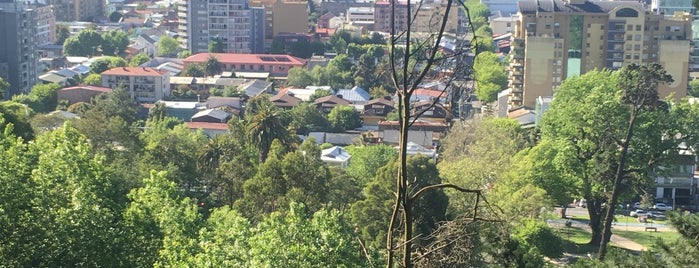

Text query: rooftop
(102, 67), (167, 77)
(185, 53), (307, 66)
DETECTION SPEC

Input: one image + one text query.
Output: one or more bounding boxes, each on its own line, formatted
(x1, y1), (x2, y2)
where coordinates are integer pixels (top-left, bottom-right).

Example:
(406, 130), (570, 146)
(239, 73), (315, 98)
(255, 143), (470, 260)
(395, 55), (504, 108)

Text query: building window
(633, 53), (640, 60)
(554, 22), (560, 28)
(625, 54), (631, 59)
(627, 25), (633, 31)
(634, 44), (640, 51)
(627, 34), (632, 41)
(635, 34), (641, 41)
(636, 25), (641, 31)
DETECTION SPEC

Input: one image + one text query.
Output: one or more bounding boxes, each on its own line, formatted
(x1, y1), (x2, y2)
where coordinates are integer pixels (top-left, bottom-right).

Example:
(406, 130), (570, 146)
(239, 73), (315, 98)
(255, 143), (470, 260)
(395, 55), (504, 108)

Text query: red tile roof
(61, 85), (112, 93)
(101, 67), (167, 77)
(414, 89), (446, 98)
(186, 122), (229, 131)
(184, 53), (307, 66)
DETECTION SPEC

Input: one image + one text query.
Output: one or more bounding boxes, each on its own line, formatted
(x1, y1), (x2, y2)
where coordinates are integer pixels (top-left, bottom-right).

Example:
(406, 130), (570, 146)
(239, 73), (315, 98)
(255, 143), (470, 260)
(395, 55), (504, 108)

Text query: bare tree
(383, 0), (496, 266)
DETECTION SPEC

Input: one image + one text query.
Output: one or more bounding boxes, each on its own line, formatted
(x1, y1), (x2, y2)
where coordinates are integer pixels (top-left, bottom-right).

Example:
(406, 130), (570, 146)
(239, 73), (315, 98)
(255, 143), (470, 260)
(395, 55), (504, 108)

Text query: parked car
(648, 211), (667, 220)
(630, 209), (648, 217)
(653, 203), (673, 211)
(633, 202), (642, 209)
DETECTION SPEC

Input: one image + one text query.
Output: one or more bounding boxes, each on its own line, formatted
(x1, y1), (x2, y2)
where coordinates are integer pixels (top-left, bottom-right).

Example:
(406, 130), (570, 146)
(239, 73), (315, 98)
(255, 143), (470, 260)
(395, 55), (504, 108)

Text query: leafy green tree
(0, 102), (34, 140)
(26, 124), (122, 266)
(192, 206), (251, 266)
(289, 102), (330, 135)
(351, 155), (448, 250)
(101, 30), (129, 56)
(56, 24), (70, 45)
(82, 73), (102, 86)
(178, 50), (192, 59)
(90, 58), (111, 74)
(140, 119), (208, 198)
(327, 105), (362, 132)
(286, 67), (314, 88)
(370, 85), (390, 99)
(234, 140), (288, 221)
(512, 220), (564, 259)
(129, 53), (151, 66)
(355, 54), (378, 90)
(473, 52), (507, 103)
(157, 35), (179, 56)
(182, 63), (206, 77)
(208, 38), (224, 53)
(345, 144), (397, 187)
(438, 118), (528, 215)
(123, 170), (202, 267)
(205, 55), (223, 76)
(62, 29), (103, 56)
(689, 79), (699, 97)
(247, 203), (371, 267)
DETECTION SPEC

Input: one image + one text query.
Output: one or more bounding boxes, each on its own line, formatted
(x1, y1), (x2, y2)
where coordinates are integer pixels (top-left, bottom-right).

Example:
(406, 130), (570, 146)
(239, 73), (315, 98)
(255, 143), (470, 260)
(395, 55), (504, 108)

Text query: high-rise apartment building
(178, 0), (265, 53)
(509, 0), (691, 109)
(31, 3), (56, 46)
(0, 0), (38, 98)
(50, 0), (103, 22)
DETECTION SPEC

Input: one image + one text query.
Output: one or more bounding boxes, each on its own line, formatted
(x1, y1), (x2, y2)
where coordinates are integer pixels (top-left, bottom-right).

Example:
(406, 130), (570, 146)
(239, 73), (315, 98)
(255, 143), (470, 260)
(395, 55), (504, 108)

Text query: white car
(653, 203), (673, 211)
(630, 209), (648, 217)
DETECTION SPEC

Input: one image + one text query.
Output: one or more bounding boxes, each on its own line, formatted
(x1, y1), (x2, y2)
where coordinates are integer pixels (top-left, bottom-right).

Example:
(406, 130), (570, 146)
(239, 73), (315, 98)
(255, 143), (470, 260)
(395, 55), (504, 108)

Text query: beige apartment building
(51, 0), (104, 22)
(509, 0), (691, 109)
(374, 0), (462, 34)
(101, 67), (170, 103)
(248, 0), (308, 46)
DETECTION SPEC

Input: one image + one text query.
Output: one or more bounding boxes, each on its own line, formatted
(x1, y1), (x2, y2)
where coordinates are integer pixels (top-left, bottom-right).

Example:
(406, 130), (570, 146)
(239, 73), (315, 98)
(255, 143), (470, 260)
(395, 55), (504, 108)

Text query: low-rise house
(101, 67), (170, 102)
(400, 142), (437, 162)
(362, 98), (395, 125)
(186, 122), (228, 137)
(314, 95), (351, 113)
(270, 92), (302, 109)
(284, 86), (333, 101)
(321, 146), (352, 168)
(239, 79), (273, 98)
(191, 109), (232, 123)
(170, 76), (247, 95)
(57, 85), (112, 104)
(134, 33), (159, 56)
(158, 100), (205, 121)
(411, 100), (452, 124)
(654, 149), (697, 207)
(378, 120), (448, 147)
(207, 96), (243, 115)
(335, 86), (370, 105)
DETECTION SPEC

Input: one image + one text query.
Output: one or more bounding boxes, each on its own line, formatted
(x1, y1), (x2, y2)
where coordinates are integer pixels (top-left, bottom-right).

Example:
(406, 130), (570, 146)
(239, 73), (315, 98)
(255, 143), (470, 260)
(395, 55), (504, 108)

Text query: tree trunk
(587, 200), (603, 247)
(598, 112), (638, 260)
(560, 206), (567, 219)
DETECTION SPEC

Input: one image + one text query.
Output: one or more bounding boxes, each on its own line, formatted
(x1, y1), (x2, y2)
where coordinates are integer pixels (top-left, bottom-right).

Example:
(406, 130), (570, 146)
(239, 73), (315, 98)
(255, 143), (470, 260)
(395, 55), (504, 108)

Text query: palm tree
(245, 97), (296, 162)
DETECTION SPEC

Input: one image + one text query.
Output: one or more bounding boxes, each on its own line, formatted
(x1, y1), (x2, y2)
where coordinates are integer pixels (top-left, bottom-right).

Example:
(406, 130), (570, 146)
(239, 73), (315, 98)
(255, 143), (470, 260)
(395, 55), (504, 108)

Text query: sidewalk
(549, 219), (649, 252)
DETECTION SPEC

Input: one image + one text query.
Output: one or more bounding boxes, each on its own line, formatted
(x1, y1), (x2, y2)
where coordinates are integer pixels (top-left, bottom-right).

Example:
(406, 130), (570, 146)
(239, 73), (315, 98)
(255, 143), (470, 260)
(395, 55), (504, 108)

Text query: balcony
(656, 177), (695, 188)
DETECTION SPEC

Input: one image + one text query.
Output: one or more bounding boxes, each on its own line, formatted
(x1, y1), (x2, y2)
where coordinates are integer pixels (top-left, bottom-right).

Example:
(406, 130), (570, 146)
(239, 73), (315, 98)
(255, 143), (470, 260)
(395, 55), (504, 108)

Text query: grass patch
(612, 229), (681, 249)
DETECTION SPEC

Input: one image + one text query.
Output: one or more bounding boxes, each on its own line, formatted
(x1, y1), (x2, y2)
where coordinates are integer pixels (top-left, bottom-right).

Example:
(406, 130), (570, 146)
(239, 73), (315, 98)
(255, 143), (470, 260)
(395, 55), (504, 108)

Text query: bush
(513, 220), (564, 259)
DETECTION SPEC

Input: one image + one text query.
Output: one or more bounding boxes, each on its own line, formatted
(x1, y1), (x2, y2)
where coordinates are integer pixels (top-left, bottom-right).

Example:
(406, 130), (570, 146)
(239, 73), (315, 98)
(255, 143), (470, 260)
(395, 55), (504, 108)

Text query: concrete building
(248, 0), (308, 49)
(373, 0), (463, 34)
(101, 67), (170, 102)
(0, 0), (38, 98)
(346, 7), (374, 28)
(31, 3), (56, 46)
(509, 0), (691, 109)
(177, 0), (265, 54)
(651, 0), (695, 15)
(51, 0), (104, 22)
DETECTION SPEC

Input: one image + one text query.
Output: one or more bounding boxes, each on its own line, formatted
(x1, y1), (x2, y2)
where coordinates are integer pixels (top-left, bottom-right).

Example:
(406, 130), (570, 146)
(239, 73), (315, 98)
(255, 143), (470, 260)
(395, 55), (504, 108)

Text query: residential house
(335, 86), (370, 105)
(362, 98), (394, 125)
(207, 96), (244, 115)
(411, 100), (452, 124)
(378, 120), (448, 147)
(170, 76), (248, 97)
(101, 67), (170, 102)
(191, 109), (232, 123)
(400, 141), (437, 162)
(270, 92), (302, 109)
(239, 79), (273, 98)
(314, 95), (351, 113)
(134, 34), (159, 56)
(283, 85), (333, 101)
(158, 100), (205, 121)
(317, 12), (335, 29)
(57, 85), (112, 104)
(186, 122), (229, 137)
(320, 146), (352, 168)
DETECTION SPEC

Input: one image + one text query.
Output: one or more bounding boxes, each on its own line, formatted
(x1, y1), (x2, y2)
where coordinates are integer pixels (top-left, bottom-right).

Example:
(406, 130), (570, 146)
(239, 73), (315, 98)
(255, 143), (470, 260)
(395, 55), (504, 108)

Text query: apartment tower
(509, 0), (691, 109)
(178, 0), (265, 53)
(0, 0), (38, 98)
